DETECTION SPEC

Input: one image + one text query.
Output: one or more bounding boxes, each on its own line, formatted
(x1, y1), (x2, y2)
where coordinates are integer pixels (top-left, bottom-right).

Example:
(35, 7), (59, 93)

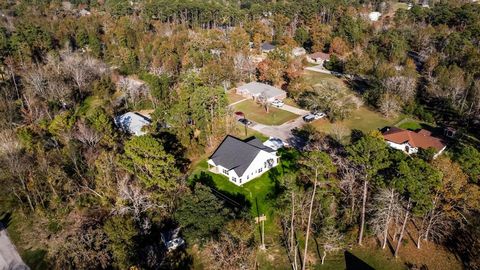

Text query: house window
(239, 178), (242, 184)
(223, 169), (229, 175)
(259, 168), (263, 173)
(264, 161), (267, 168)
(232, 177), (236, 183)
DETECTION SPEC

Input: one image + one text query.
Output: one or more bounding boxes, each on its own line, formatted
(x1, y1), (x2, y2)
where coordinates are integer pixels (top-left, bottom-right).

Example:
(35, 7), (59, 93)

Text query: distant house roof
(237, 82), (285, 99)
(368, 11), (382, 21)
(261, 42), (276, 51)
(114, 112), (151, 136)
(79, 9), (91, 16)
(209, 136), (275, 177)
(292, 47), (307, 56)
(309, 52), (330, 61)
(382, 127), (446, 151)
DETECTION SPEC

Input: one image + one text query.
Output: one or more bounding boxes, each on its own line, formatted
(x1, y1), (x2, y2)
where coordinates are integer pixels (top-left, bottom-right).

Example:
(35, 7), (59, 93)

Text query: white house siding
(209, 151), (278, 186)
(386, 141), (418, 154)
(237, 150), (278, 185)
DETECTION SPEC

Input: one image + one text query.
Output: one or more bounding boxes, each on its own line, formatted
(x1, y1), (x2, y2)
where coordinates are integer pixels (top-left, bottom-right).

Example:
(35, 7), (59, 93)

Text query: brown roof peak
(309, 52), (330, 60)
(382, 127), (446, 151)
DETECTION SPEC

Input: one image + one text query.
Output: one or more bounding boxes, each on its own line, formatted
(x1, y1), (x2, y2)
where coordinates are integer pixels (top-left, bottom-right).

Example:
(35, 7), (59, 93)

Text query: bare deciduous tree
(115, 177), (162, 223)
(74, 120), (103, 147)
(378, 93), (402, 118)
(383, 76), (417, 103)
(257, 91), (270, 113)
(370, 188), (402, 249)
(202, 233), (256, 270)
(319, 224), (343, 265)
(62, 52), (107, 93)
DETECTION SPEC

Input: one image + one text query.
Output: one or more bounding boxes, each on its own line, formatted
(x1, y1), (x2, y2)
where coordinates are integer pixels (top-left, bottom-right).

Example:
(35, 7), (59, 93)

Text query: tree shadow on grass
(344, 250), (375, 270)
(265, 167), (285, 202)
(0, 212), (12, 230)
(191, 172), (251, 214)
(23, 249), (48, 270)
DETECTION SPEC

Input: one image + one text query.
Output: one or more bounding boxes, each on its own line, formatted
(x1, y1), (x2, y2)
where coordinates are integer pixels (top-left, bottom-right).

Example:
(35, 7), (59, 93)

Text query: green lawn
(190, 160), (280, 221)
(189, 149), (299, 232)
(313, 107), (404, 141)
(302, 70), (405, 141)
(398, 121), (423, 130)
(316, 246), (406, 270)
(227, 90), (246, 104)
(231, 123), (270, 142)
(233, 99), (298, 126)
(303, 70), (348, 89)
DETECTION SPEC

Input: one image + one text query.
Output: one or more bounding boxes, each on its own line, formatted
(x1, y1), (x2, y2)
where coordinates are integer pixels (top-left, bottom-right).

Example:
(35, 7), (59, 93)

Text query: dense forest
(0, 0), (479, 269)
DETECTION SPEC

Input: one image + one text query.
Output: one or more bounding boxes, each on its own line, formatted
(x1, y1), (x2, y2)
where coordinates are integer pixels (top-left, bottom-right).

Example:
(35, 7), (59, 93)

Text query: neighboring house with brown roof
(307, 52), (331, 65)
(382, 127), (446, 157)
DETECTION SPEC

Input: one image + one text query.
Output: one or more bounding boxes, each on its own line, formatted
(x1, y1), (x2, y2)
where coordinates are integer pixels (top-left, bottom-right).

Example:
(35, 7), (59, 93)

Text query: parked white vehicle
(166, 238), (185, 251)
(313, 112), (326, 119)
(271, 99), (284, 108)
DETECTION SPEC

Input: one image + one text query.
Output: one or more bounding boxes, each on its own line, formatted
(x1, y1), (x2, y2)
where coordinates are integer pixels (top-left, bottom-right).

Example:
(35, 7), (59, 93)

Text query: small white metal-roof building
(368, 12), (382, 21)
(292, 47), (307, 57)
(114, 112), (151, 136)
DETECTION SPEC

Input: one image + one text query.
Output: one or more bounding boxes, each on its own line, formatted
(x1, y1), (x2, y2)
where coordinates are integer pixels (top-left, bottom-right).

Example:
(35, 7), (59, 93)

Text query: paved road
(279, 104), (309, 115)
(0, 226), (29, 270)
(304, 65), (332, 74)
(248, 105), (310, 147)
(228, 98), (248, 106)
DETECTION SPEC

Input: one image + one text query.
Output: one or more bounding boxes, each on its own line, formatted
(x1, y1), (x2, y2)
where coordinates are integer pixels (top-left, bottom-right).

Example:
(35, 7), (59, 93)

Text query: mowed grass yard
(227, 90), (246, 104)
(303, 70), (348, 88)
(302, 70), (406, 139)
(312, 107), (404, 141)
(189, 157), (290, 237)
(233, 99), (298, 126)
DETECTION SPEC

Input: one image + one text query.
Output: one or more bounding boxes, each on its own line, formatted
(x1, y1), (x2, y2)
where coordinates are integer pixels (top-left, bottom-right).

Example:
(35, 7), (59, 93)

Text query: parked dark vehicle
(238, 118), (253, 126)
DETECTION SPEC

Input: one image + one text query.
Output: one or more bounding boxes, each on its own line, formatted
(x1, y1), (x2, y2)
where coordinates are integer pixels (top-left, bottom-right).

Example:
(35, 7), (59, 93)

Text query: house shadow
(344, 250), (375, 270)
(192, 172), (251, 214)
(0, 212), (12, 230)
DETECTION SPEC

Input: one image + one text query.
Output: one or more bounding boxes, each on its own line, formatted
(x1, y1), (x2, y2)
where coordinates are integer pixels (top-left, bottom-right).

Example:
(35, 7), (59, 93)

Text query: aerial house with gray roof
(236, 82), (287, 102)
(207, 136), (279, 185)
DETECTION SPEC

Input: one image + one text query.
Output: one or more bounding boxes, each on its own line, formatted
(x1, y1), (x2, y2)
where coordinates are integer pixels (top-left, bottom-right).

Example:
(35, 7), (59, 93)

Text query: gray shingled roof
(237, 82), (285, 99)
(261, 42), (276, 51)
(209, 136), (275, 177)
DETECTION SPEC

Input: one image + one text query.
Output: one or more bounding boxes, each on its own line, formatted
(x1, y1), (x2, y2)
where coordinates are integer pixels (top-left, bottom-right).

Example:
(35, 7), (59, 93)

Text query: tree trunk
(393, 213), (400, 242)
(358, 179), (368, 246)
(302, 172), (318, 270)
(321, 251), (326, 265)
(417, 214), (428, 249)
(382, 188), (394, 249)
(424, 195), (438, 242)
(294, 244), (298, 270)
(394, 200), (411, 258)
(291, 191), (297, 270)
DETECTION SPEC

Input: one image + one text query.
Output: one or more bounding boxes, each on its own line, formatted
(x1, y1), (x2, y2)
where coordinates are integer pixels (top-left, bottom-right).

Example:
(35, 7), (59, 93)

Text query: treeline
(0, 0), (479, 269)
(274, 129), (480, 269)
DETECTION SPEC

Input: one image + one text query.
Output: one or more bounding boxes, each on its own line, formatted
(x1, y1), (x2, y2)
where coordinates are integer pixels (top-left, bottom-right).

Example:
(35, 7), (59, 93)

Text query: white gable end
(239, 150), (278, 184)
